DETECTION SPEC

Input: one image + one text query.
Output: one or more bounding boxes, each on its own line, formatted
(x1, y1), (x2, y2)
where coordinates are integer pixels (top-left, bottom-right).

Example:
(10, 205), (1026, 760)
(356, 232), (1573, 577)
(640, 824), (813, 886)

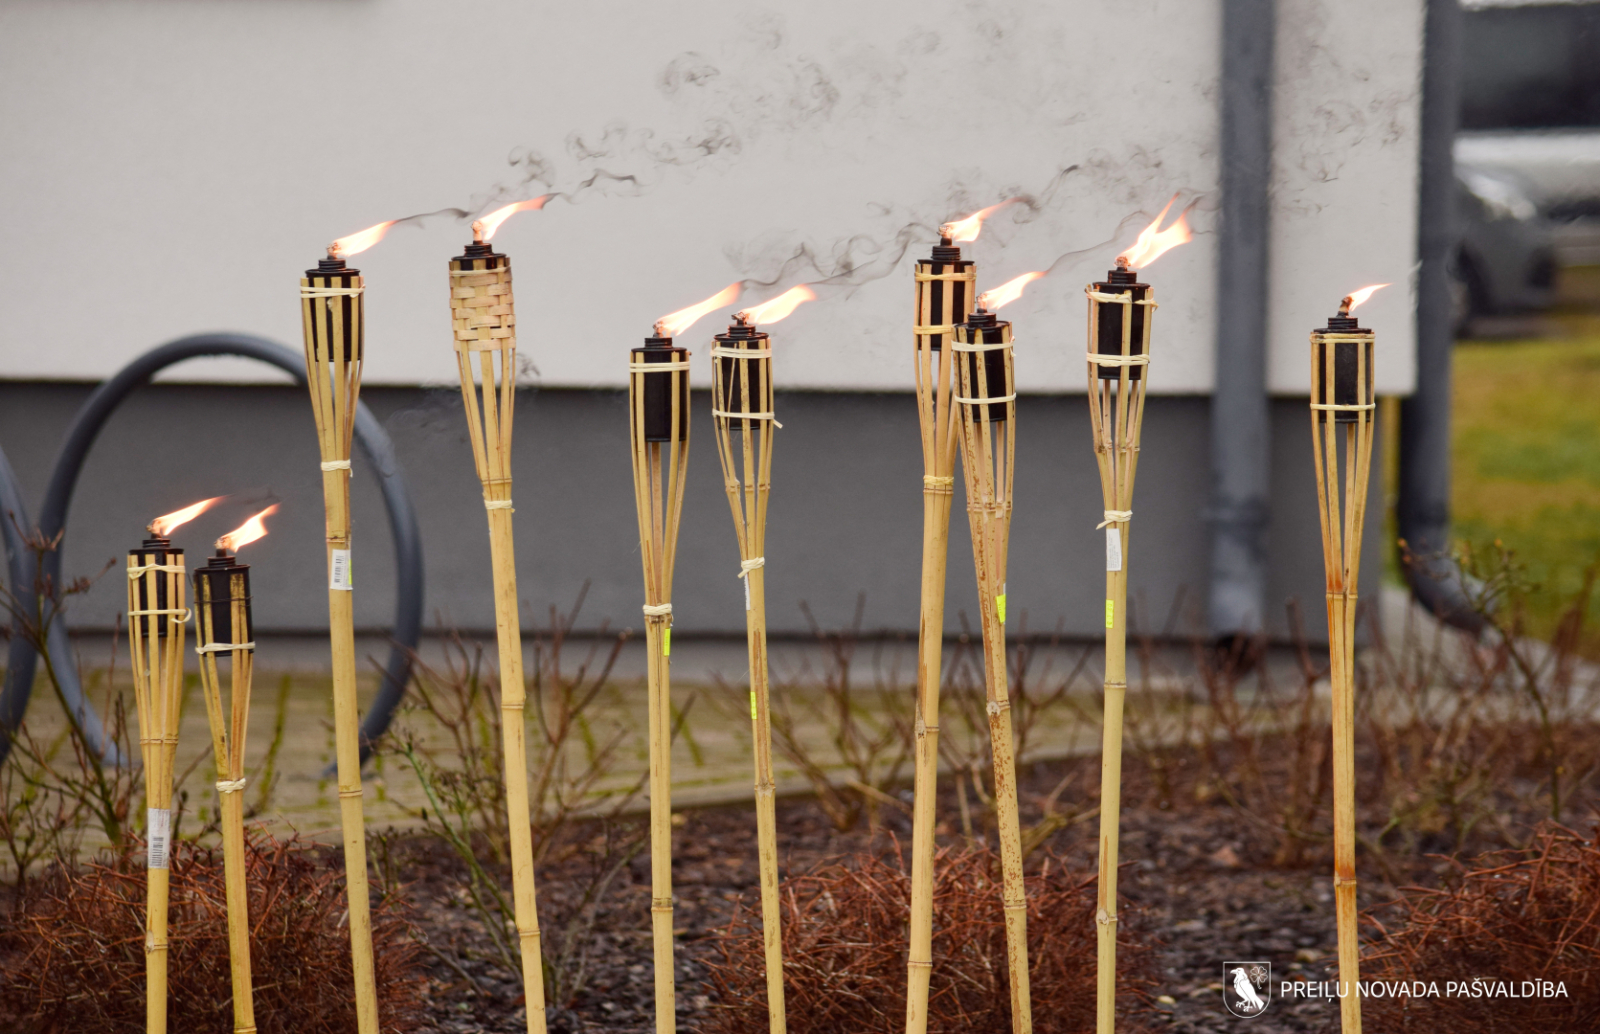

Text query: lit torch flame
(1339, 283), (1391, 316)
(655, 282), (742, 338)
(736, 286), (817, 327)
(148, 496), (224, 537)
(328, 220), (398, 259)
(980, 271), (1046, 311)
(473, 195), (554, 243)
(1117, 195), (1194, 270)
(217, 505), (279, 553)
(941, 199), (1018, 244)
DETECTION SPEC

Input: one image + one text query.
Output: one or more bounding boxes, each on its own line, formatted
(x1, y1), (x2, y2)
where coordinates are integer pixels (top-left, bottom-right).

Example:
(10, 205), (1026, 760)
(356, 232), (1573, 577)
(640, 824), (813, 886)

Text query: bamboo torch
(951, 294), (1031, 1034)
(447, 200), (552, 1034)
(904, 214), (978, 1034)
(128, 498), (214, 1034)
(299, 224), (384, 1034)
(1082, 199), (1191, 1034)
(1310, 282), (1386, 1034)
(632, 284), (737, 1033)
(710, 285), (814, 1034)
(193, 504), (277, 1034)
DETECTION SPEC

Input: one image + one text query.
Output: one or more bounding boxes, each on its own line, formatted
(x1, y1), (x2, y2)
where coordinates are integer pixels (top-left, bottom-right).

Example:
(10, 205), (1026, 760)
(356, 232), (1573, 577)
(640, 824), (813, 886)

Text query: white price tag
(330, 549), (353, 591)
(1106, 527), (1123, 572)
(147, 808), (171, 869)
(743, 574), (752, 612)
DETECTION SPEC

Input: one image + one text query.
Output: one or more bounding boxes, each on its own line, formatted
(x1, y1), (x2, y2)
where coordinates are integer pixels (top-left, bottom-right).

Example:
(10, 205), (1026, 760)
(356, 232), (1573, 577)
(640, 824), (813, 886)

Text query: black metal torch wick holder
(714, 315), (769, 435)
(1311, 309), (1375, 425)
(1091, 258), (1149, 381)
(955, 308), (1011, 421)
(129, 536), (183, 639)
(635, 333), (691, 443)
(194, 550), (253, 649)
(305, 255), (363, 363)
(918, 234), (976, 350)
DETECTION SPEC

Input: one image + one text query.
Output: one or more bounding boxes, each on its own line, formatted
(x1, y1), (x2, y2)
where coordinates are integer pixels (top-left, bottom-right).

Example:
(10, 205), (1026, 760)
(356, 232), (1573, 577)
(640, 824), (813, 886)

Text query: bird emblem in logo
(1222, 961), (1272, 1018)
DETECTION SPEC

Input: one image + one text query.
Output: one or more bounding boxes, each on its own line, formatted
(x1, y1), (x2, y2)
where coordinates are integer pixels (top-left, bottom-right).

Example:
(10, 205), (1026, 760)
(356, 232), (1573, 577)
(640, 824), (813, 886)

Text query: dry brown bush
(1364, 824), (1600, 1031)
(1, 832), (425, 1034)
(700, 844), (1156, 1034)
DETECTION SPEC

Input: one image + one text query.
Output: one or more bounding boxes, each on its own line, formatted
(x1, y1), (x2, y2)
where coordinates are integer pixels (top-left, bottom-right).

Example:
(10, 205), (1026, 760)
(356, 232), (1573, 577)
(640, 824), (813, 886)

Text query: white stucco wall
(0, 0), (1418, 394)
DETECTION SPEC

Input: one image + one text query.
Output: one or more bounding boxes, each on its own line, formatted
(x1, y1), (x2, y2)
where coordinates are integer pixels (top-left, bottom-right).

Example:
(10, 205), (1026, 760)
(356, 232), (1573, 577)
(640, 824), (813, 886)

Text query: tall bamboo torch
(300, 222), (388, 1034)
(904, 205), (1002, 1034)
(631, 284), (737, 1033)
(1311, 282), (1386, 1034)
(710, 285), (815, 1034)
(1083, 198), (1192, 1034)
(447, 198), (553, 1034)
(128, 497), (217, 1034)
(193, 503), (277, 1034)
(952, 271), (1042, 1034)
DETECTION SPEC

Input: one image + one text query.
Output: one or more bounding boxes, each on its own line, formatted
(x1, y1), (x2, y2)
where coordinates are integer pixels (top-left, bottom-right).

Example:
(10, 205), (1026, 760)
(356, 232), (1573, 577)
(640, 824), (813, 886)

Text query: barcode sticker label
(147, 808), (171, 870)
(1106, 527), (1123, 572)
(330, 549), (353, 591)
(743, 575), (751, 612)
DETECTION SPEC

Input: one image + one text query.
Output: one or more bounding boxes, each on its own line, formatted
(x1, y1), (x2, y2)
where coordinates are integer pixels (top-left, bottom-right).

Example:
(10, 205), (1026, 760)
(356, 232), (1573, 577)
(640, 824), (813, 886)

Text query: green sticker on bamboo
(749, 690), (758, 720)
(1105, 599), (1115, 628)
(996, 593), (1007, 624)
(662, 627), (670, 656)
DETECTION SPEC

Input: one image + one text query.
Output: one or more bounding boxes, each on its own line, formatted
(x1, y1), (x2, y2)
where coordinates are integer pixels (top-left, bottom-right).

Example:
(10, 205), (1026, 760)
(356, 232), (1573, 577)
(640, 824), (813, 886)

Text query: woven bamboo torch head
(915, 234), (976, 359)
(953, 308), (1013, 422)
(633, 335), (690, 443)
(1089, 259), (1152, 382)
(712, 315), (772, 435)
(1311, 302), (1376, 426)
(128, 536), (186, 641)
(193, 552), (253, 652)
(448, 239), (517, 488)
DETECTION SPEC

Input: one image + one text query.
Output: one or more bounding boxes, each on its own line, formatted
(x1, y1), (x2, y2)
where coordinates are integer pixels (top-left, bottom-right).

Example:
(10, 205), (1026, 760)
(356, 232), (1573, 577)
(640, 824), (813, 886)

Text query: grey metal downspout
(1401, 0), (1485, 633)
(1209, 0), (1276, 643)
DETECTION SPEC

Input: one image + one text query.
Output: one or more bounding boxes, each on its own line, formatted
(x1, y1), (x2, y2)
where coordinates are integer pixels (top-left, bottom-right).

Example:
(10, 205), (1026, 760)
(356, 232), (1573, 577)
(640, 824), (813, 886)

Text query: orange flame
(217, 505), (278, 553)
(980, 271), (1046, 311)
(474, 195), (553, 242)
(656, 282), (742, 338)
(329, 220), (397, 259)
(1117, 196), (1194, 270)
(941, 199), (1018, 244)
(148, 496), (224, 537)
(737, 286), (817, 327)
(1341, 283), (1391, 315)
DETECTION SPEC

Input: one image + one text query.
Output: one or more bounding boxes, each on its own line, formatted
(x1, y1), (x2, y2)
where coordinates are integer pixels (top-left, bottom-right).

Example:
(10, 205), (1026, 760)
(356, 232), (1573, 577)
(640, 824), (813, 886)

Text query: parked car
(1452, 162), (1557, 329)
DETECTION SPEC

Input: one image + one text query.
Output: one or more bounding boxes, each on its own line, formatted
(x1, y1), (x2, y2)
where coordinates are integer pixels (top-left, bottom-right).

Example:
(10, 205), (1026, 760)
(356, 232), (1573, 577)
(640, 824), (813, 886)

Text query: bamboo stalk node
(320, 459), (352, 472)
(1334, 875), (1359, 888)
(337, 786), (364, 799)
(1096, 909), (1118, 926)
(146, 931), (166, 954)
(908, 959), (934, 969)
(215, 778), (247, 794)
(737, 557), (765, 578)
(985, 700), (1009, 716)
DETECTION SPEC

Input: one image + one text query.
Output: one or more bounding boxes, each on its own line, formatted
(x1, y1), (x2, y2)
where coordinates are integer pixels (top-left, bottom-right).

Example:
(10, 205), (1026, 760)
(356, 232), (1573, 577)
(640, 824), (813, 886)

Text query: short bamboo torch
(1310, 282), (1386, 1034)
(448, 201), (551, 1034)
(952, 290), (1031, 1034)
(904, 215), (978, 1034)
(193, 504), (277, 1034)
(128, 497), (215, 1034)
(1082, 198), (1191, 1034)
(299, 223), (386, 1034)
(630, 284), (733, 1033)
(710, 285), (814, 1034)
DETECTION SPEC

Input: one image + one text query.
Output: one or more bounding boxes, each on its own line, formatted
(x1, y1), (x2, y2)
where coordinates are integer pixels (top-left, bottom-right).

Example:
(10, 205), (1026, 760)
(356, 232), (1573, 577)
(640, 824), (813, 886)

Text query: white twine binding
(215, 778), (247, 794)
(128, 564), (184, 578)
(320, 459), (352, 472)
(300, 285), (364, 298)
(483, 499), (514, 511)
(738, 557), (765, 579)
(1097, 510), (1133, 529)
(642, 603), (673, 617)
(196, 642), (255, 654)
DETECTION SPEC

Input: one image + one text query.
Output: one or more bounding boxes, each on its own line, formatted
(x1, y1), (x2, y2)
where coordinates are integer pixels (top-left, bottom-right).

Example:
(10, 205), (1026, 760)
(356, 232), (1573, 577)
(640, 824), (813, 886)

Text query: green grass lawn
(1453, 265), (1600, 647)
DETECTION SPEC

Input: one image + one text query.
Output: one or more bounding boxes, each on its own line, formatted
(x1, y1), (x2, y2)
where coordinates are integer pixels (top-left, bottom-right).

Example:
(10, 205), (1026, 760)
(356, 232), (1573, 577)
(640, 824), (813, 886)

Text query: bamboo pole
(448, 234), (548, 1034)
(904, 236), (973, 1034)
(629, 328), (693, 1034)
(710, 312), (786, 1034)
(127, 536), (187, 1034)
(952, 306), (1030, 1034)
(1083, 259), (1156, 1034)
(1309, 300), (1376, 1034)
(299, 253), (380, 1034)
(193, 547), (260, 1034)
